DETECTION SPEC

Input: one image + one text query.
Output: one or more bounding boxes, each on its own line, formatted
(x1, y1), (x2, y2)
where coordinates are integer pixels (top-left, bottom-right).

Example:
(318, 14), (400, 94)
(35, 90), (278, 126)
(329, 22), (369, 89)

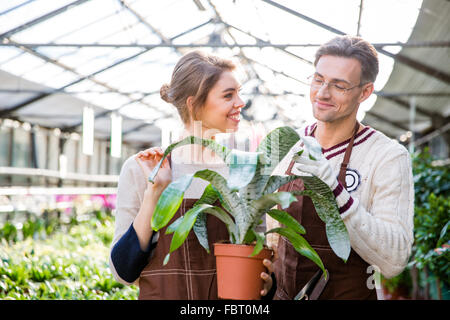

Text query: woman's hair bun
(160, 83), (171, 103)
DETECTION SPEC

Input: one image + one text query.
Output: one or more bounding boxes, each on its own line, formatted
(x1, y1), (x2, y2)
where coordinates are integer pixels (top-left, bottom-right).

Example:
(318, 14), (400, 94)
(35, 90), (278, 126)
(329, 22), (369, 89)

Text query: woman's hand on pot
(260, 258), (274, 297)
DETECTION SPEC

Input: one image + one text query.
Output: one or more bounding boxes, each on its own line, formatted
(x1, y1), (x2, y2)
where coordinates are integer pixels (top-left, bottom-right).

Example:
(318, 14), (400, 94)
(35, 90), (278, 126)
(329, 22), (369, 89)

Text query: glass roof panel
(0, 0), (75, 35)
(39, 70), (81, 88)
(0, 0), (33, 16)
(270, 0), (361, 36)
(0, 0), (427, 143)
(94, 47), (179, 92)
(20, 62), (67, 85)
(119, 101), (163, 122)
(0, 46), (24, 65)
(35, 46), (78, 61)
(126, 0), (212, 39)
(361, 0), (422, 53)
(10, 0), (124, 43)
(0, 51), (46, 76)
(54, 9), (137, 45)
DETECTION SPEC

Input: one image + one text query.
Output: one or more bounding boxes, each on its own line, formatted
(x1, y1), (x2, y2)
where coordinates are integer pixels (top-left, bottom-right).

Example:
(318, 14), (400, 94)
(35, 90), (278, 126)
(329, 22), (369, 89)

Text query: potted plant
(148, 126), (350, 300)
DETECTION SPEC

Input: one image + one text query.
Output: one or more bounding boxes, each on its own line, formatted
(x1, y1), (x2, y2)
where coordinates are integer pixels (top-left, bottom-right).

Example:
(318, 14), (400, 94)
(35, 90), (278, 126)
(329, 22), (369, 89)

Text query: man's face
(310, 55), (373, 124)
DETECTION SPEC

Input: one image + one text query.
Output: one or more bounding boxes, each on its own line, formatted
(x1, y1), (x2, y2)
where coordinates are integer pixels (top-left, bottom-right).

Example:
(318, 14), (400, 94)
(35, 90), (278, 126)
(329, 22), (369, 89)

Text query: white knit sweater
(270, 124), (414, 279)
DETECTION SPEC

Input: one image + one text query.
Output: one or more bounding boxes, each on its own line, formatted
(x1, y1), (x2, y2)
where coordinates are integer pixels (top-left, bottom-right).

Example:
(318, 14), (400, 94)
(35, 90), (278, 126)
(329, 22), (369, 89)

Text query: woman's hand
(260, 258), (275, 297)
(135, 147), (172, 193)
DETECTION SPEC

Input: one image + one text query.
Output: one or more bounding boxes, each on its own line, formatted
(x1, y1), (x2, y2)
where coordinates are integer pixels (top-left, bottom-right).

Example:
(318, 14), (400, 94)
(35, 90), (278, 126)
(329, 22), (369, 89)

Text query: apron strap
(285, 122), (360, 179)
(337, 121), (360, 188)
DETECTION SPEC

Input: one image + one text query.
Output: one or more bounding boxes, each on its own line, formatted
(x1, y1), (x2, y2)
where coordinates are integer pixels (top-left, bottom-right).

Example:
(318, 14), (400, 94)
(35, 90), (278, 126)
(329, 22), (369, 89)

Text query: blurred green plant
(0, 208), (114, 244)
(412, 147), (450, 206)
(383, 147), (450, 299)
(413, 194), (449, 283)
(0, 212), (138, 300)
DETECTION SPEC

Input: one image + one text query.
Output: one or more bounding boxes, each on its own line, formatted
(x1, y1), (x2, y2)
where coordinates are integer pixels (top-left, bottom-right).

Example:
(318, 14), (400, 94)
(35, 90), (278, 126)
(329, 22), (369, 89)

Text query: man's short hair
(314, 35), (379, 84)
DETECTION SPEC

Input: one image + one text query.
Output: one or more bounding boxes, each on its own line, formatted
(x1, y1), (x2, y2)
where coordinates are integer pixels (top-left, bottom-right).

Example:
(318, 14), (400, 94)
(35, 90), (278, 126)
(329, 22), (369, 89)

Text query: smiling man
(269, 35), (414, 300)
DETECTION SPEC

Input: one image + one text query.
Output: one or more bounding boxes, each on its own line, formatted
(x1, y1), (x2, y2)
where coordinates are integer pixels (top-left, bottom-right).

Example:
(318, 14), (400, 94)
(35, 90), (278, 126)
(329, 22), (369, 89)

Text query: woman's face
(194, 70), (245, 136)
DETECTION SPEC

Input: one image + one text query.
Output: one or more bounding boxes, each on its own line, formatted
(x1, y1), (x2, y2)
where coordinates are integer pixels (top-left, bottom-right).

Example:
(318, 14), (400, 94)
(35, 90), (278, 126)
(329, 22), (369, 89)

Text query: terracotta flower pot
(214, 243), (273, 300)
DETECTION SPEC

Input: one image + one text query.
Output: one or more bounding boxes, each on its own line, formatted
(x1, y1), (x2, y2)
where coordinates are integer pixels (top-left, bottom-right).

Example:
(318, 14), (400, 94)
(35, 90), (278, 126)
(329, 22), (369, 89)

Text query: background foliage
(383, 148), (450, 300)
(0, 209), (138, 300)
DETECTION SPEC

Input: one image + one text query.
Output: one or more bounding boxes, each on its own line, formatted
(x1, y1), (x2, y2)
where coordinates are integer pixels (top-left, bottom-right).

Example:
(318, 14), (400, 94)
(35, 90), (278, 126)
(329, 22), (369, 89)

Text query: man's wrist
(332, 181), (344, 198)
(332, 181), (356, 215)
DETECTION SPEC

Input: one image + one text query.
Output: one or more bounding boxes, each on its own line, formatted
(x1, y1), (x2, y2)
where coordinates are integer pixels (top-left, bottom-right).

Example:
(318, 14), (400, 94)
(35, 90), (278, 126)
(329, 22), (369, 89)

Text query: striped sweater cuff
(332, 181), (355, 215)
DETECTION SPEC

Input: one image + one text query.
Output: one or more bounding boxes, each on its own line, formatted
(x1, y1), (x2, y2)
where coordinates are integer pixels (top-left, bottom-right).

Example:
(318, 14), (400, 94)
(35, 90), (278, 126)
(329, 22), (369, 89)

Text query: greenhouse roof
(0, 0), (448, 148)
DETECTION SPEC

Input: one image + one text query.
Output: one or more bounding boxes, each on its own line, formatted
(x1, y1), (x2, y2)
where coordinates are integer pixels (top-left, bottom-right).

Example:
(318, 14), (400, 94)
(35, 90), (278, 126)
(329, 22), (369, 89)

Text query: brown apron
(274, 123), (377, 300)
(138, 155), (229, 300)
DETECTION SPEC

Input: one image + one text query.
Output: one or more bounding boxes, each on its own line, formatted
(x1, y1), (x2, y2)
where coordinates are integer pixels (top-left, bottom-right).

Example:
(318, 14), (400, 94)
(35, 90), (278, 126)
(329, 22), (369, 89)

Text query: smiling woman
(109, 50), (273, 300)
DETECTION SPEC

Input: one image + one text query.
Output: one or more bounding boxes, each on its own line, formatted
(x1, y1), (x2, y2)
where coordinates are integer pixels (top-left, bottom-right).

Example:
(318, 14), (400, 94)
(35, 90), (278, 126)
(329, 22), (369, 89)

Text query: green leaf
(243, 228), (256, 244)
(192, 211), (209, 253)
(193, 169), (241, 219)
(195, 183), (220, 206)
(197, 181), (233, 213)
(151, 173), (195, 231)
(437, 220), (450, 247)
(192, 169), (246, 240)
(166, 216), (183, 234)
(148, 136), (231, 183)
(262, 175), (300, 195)
(242, 192), (297, 243)
(249, 230), (266, 257)
(241, 126), (300, 202)
(169, 204), (237, 254)
(266, 227), (325, 274)
(292, 176), (351, 262)
(170, 204), (210, 253)
(163, 253), (171, 266)
(192, 183), (240, 252)
(267, 209), (306, 235)
(251, 192), (297, 212)
(202, 206), (237, 244)
(227, 149), (260, 191)
(191, 184), (220, 253)
(256, 126), (300, 169)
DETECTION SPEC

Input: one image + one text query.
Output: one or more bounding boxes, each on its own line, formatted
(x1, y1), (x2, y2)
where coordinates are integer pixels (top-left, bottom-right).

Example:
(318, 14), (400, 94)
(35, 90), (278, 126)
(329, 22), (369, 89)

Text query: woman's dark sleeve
(110, 223), (156, 283)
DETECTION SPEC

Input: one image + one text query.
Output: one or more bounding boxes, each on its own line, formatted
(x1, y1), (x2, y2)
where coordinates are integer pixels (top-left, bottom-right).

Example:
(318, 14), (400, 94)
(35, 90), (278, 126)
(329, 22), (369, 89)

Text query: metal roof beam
(356, 0), (363, 36)
(375, 91), (450, 98)
(414, 122), (450, 147)
(260, 0), (450, 85)
(364, 110), (411, 132)
(376, 94), (436, 118)
(222, 22), (313, 65)
(0, 20), (212, 118)
(261, 0), (345, 35)
(118, 0), (171, 45)
(0, 0), (37, 17)
(2, 41), (449, 49)
(205, 0), (265, 92)
(387, 52), (450, 84)
(243, 57), (309, 86)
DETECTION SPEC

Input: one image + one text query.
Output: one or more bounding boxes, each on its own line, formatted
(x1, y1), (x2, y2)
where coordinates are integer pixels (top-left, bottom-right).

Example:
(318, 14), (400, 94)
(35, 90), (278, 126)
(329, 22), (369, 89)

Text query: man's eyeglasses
(308, 75), (366, 95)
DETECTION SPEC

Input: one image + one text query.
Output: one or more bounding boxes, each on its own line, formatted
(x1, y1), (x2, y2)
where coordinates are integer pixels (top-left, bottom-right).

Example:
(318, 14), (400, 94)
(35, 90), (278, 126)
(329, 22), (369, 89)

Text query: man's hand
(291, 135), (339, 190)
(292, 135), (356, 214)
(260, 258), (274, 297)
